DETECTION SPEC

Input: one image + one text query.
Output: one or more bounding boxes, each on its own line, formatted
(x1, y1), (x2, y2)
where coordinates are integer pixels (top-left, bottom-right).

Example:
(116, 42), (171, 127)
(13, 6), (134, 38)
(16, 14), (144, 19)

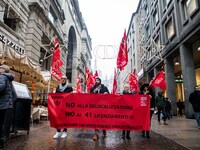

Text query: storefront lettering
(0, 34), (26, 55)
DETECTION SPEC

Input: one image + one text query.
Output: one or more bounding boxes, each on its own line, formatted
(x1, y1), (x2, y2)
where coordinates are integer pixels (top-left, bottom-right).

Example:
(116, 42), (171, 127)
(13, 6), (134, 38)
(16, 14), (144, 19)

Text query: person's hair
(0, 65), (10, 73)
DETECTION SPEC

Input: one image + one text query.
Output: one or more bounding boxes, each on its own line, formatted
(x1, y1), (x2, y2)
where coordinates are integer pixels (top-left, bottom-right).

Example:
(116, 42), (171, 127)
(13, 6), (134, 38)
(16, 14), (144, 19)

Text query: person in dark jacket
(122, 84), (134, 140)
(165, 97), (172, 119)
(189, 89), (200, 128)
(53, 75), (73, 139)
(155, 91), (168, 125)
(90, 77), (109, 141)
(140, 83), (155, 138)
(0, 65), (14, 148)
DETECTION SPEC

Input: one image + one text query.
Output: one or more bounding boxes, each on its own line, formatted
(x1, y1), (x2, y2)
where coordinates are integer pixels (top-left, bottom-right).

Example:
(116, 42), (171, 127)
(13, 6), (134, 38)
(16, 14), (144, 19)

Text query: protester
(0, 65), (15, 148)
(121, 84), (134, 139)
(165, 97), (172, 119)
(140, 83), (155, 138)
(189, 88), (200, 129)
(90, 77), (109, 141)
(53, 75), (73, 139)
(155, 91), (168, 125)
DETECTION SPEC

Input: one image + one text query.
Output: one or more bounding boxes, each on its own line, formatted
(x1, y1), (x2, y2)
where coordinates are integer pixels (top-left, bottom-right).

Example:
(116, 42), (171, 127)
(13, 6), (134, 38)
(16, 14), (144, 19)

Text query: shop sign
(175, 78), (183, 83)
(0, 33), (26, 55)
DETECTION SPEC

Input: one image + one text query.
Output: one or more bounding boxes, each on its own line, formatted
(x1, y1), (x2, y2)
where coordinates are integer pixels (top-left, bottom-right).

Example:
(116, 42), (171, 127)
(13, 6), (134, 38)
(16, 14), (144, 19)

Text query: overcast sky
(79, 0), (140, 78)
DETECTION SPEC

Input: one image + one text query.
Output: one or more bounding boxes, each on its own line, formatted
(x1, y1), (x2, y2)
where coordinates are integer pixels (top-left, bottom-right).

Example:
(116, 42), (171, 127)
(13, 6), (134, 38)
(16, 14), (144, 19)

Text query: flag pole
(48, 67), (52, 93)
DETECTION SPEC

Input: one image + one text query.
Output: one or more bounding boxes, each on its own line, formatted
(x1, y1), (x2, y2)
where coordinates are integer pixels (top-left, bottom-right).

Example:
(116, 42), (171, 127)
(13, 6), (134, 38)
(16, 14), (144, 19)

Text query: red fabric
(117, 30), (128, 71)
(76, 74), (82, 93)
(93, 70), (99, 80)
(86, 70), (95, 93)
(111, 68), (117, 94)
(127, 70), (139, 93)
(150, 71), (166, 90)
(48, 93), (150, 131)
(51, 38), (63, 81)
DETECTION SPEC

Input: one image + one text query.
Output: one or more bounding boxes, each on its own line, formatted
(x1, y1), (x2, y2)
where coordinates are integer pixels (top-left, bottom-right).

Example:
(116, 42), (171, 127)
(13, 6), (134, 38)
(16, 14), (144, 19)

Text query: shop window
(165, 18), (175, 40)
(3, 7), (19, 31)
(48, 8), (57, 25)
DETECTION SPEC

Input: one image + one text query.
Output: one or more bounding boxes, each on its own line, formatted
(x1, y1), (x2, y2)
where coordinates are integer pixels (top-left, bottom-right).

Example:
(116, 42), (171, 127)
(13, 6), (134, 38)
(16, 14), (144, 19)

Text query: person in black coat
(0, 65), (14, 148)
(140, 83), (155, 138)
(90, 77), (109, 141)
(122, 84), (135, 140)
(53, 75), (73, 139)
(189, 89), (200, 128)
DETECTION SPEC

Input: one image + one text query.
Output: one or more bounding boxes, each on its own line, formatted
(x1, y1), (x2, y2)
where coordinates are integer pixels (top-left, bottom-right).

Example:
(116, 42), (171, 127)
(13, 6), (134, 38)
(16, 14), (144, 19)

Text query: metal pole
(47, 67), (52, 93)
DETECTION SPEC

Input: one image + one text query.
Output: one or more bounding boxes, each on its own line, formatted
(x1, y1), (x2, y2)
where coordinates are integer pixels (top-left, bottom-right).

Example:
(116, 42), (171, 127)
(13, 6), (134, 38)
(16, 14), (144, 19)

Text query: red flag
(127, 70), (139, 93)
(149, 71), (166, 90)
(51, 38), (63, 81)
(117, 29), (128, 71)
(85, 68), (95, 93)
(111, 68), (117, 94)
(76, 74), (82, 93)
(93, 70), (99, 80)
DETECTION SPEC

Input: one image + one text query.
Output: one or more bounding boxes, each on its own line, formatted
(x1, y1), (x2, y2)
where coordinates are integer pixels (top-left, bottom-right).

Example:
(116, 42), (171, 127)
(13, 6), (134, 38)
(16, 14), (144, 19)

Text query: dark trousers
(57, 128), (67, 132)
(157, 107), (167, 122)
(0, 109), (7, 147)
(122, 130), (130, 136)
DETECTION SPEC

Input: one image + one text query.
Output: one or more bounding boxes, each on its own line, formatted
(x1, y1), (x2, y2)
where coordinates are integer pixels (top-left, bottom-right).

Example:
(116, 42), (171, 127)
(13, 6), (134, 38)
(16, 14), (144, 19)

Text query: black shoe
(146, 134), (150, 138)
(126, 135), (131, 140)
(142, 131), (145, 138)
(122, 135), (125, 139)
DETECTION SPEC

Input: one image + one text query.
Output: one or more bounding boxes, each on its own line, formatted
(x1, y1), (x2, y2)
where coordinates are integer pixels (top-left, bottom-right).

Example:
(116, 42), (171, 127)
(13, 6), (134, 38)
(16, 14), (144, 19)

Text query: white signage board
(12, 81), (32, 99)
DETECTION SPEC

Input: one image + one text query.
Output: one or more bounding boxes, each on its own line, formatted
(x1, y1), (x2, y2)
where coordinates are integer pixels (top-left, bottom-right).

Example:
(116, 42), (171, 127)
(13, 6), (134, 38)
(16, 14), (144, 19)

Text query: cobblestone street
(3, 121), (188, 150)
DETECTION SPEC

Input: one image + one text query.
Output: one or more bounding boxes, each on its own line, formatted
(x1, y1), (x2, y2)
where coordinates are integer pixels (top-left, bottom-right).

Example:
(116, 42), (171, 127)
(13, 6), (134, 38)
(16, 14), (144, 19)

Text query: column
(179, 44), (196, 118)
(164, 58), (177, 115)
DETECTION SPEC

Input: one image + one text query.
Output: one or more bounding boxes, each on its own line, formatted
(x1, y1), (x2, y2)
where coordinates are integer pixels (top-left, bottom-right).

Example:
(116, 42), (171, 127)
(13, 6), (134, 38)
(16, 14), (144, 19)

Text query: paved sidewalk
(151, 114), (200, 150)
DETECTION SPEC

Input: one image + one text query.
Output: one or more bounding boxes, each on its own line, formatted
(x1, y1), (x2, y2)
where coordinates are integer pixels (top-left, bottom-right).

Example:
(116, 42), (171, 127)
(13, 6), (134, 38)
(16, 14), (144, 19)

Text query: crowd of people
(1, 64), (200, 149)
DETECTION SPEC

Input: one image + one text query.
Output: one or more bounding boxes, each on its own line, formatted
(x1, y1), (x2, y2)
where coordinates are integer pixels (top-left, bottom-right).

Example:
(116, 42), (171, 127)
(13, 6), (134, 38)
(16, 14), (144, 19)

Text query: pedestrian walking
(177, 100), (184, 116)
(155, 91), (168, 125)
(0, 65), (15, 149)
(121, 84), (135, 140)
(189, 88), (200, 129)
(90, 77), (109, 141)
(165, 97), (172, 119)
(140, 83), (155, 138)
(53, 75), (73, 139)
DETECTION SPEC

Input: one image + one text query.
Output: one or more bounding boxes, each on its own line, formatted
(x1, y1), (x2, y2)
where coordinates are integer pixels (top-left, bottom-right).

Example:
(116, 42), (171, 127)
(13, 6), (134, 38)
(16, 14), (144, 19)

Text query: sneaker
(164, 122), (168, 125)
(61, 131), (68, 138)
(53, 132), (62, 139)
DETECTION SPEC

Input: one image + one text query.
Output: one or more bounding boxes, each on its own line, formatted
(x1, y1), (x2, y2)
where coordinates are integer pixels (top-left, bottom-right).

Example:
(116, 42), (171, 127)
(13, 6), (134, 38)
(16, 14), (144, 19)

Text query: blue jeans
(194, 112), (200, 127)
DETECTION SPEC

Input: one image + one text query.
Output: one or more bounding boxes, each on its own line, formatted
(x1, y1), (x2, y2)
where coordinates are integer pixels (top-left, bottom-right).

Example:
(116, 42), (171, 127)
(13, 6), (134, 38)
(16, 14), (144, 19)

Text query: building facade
(0, 0), (92, 101)
(126, 0), (200, 118)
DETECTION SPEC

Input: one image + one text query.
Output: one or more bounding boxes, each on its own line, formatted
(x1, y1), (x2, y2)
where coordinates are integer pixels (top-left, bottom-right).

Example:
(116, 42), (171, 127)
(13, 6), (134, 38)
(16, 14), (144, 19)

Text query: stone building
(0, 0), (92, 101)
(124, 0), (200, 118)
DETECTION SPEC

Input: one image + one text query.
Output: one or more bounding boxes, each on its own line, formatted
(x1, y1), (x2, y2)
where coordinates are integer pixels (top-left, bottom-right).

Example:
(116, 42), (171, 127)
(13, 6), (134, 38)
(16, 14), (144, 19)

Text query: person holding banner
(90, 77), (109, 141)
(122, 84), (134, 140)
(140, 83), (155, 138)
(53, 75), (73, 139)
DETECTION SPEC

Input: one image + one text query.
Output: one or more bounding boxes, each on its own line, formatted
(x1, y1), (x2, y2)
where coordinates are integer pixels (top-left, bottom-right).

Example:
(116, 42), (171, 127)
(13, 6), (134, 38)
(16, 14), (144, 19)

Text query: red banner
(111, 68), (117, 94)
(48, 93), (150, 131)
